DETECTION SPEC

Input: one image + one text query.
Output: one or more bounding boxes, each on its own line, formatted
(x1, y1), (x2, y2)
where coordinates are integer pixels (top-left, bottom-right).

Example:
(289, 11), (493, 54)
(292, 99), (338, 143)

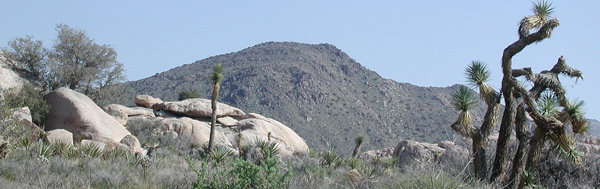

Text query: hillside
(127, 42), (487, 154)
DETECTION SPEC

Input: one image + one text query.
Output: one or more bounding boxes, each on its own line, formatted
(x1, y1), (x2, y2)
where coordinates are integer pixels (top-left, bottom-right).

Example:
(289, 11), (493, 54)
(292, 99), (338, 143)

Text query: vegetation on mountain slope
(127, 42), (488, 153)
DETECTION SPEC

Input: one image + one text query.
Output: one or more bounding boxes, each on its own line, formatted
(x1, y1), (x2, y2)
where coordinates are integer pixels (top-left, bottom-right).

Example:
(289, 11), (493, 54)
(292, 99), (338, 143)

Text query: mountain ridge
(126, 42), (492, 153)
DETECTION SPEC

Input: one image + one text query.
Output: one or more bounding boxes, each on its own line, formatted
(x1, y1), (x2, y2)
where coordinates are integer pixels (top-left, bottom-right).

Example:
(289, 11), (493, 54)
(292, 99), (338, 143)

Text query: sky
(1, 1), (599, 120)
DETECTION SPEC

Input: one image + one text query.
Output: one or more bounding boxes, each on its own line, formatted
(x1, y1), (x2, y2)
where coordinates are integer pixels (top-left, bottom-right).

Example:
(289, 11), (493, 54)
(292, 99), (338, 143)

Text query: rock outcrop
(154, 98), (245, 118)
(158, 117), (231, 149)
(134, 95), (163, 108)
(236, 113), (310, 156)
(44, 88), (133, 147)
(46, 129), (74, 145)
(125, 95), (309, 157)
(391, 140), (469, 164)
(0, 53), (28, 90)
(360, 147), (395, 159)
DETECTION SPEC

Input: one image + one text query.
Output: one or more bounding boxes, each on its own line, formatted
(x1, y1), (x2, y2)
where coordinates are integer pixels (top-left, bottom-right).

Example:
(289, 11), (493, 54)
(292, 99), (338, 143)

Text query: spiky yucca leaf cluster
(210, 63), (224, 85)
(452, 86), (476, 127)
(538, 91), (559, 117)
(519, 0), (556, 38)
(465, 61), (494, 102)
(559, 99), (588, 134)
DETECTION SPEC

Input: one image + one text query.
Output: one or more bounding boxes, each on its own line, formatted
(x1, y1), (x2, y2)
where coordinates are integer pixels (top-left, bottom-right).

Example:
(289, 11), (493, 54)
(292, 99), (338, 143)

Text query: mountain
(587, 119), (600, 137)
(127, 42), (487, 154)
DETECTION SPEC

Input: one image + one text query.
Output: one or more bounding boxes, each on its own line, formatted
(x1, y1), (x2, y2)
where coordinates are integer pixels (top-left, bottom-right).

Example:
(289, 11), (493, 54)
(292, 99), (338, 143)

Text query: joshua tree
(450, 61), (501, 181)
(207, 63), (224, 153)
(490, 1), (560, 182)
(488, 2), (587, 187)
(352, 135), (365, 158)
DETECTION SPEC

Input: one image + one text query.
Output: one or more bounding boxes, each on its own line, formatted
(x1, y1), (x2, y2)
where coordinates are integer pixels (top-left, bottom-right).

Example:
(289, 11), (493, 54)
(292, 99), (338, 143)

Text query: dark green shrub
(178, 90), (202, 101)
(3, 84), (49, 126)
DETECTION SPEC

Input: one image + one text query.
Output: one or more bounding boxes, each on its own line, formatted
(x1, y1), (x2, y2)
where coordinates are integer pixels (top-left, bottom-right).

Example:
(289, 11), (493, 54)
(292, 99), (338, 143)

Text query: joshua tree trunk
(490, 19), (559, 183)
(472, 137), (487, 180)
(508, 104), (530, 189)
(474, 93), (501, 181)
(208, 83), (220, 153)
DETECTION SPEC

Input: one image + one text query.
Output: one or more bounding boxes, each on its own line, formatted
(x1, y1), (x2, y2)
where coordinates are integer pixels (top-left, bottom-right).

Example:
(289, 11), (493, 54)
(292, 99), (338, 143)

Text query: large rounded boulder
(44, 88), (132, 146)
(235, 113), (309, 156)
(159, 117), (231, 149)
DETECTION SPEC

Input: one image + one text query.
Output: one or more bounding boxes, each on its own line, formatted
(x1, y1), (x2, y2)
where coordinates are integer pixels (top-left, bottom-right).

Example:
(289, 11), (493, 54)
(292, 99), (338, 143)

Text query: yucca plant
(347, 157), (361, 170)
(33, 141), (55, 159)
(207, 63), (224, 153)
(466, 61), (493, 102)
(102, 146), (129, 160)
(352, 135), (364, 158)
(559, 99), (588, 134)
(451, 85), (476, 133)
(17, 136), (34, 151)
(253, 138), (280, 160)
(320, 147), (342, 168)
(51, 140), (72, 156)
(538, 91), (559, 117)
(521, 168), (538, 188)
(208, 145), (234, 164)
(519, 0), (556, 38)
(79, 142), (103, 158)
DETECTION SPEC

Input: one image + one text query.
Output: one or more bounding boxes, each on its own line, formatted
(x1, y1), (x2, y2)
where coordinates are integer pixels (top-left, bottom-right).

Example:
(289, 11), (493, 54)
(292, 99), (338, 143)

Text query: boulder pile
(40, 88), (309, 157)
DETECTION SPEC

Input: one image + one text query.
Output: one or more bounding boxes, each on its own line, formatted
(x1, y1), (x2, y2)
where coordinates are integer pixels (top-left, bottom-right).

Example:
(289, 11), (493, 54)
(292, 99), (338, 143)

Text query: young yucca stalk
(207, 63), (224, 154)
(352, 135), (364, 158)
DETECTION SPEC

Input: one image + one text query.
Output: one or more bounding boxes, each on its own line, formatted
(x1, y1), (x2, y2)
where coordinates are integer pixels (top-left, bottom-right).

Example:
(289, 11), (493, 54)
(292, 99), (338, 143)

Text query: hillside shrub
(178, 90), (202, 101)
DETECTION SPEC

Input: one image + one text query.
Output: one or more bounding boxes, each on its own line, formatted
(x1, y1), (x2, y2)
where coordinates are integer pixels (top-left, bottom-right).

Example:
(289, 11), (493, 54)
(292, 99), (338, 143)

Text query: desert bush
(125, 117), (162, 146)
(187, 154), (293, 188)
(178, 89), (203, 101)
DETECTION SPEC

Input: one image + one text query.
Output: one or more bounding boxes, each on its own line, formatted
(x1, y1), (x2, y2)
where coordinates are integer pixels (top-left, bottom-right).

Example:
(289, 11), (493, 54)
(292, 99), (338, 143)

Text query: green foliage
(33, 141), (55, 159)
(465, 61), (491, 87)
(522, 168), (538, 188)
(2, 35), (46, 79)
(532, 0), (554, 21)
(253, 138), (280, 160)
(452, 85), (476, 112)
(208, 145), (234, 164)
(186, 156), (293, 189)
(538, 91), (559, 117)
(352, 135), (365, 158)
(178, 89), (203, 101)
(210, 63), (224, 85)
(5, 84), (50, 123)
(319, 148), (343, 168)
(79, 142), (103, 158)
(347, 157), (361, 170)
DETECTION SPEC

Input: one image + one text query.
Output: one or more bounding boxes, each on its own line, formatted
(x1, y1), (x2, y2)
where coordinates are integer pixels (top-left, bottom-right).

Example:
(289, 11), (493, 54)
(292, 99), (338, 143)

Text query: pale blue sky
(1, 1), (599, 121)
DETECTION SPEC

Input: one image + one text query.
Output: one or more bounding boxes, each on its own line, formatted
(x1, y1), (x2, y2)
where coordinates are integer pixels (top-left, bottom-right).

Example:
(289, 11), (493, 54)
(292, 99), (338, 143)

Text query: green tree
(178, 89), (203, 101)
(450, 61), (501, 181)
(2, 35), (46, 79)
(207, 63), (224, 153)
(46, 24), (125, 102)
